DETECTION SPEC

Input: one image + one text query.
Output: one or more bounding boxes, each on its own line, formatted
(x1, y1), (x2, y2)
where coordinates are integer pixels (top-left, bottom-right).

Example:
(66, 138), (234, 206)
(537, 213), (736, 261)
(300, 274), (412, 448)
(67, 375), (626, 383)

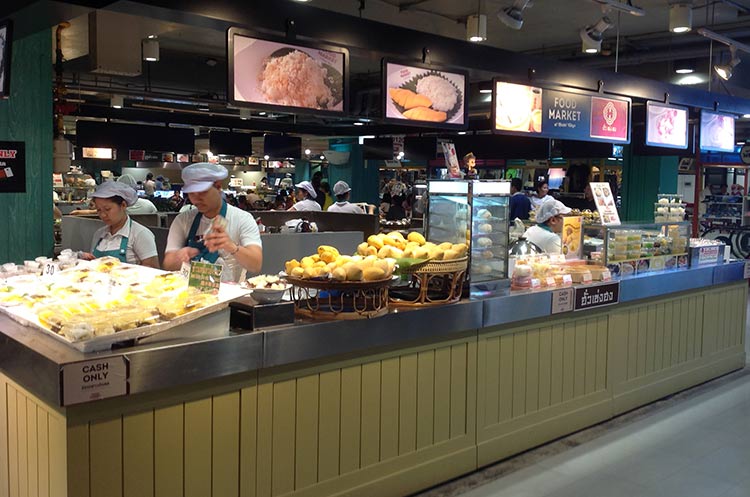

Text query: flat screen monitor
(228, 27), (348, 116)
(263, 135), (301, 159)
(362, 137), (394, 160)
(547, 168), (565, 190)
(700, 110), (735, 153)
(645, 101), (688, 149)
(382, 59), (468, 129)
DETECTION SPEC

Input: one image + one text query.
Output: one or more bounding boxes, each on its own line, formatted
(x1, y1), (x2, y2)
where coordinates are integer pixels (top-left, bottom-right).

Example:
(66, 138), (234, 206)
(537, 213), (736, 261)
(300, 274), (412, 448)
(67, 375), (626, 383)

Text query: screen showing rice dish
(232, 34), (345, 112)
(385, 62), (466, 126)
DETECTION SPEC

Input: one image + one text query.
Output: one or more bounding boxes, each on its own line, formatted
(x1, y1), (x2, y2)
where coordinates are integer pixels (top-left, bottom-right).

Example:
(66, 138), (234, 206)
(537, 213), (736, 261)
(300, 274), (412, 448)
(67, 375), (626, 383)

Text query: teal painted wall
(328, 140), (379, 205)
(621, 148), (679, 222)
(0, 29), (53, 263)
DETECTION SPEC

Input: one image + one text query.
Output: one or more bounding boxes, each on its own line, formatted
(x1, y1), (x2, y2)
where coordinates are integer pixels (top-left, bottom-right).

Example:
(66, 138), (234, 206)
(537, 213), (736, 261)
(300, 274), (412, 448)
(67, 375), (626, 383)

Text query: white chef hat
(536, 200), (572, 224)
(92, 181), (138, 206)
(333, 181), (351, 196)
(182, 162), (229, 193)
(295, 181), (317, 199)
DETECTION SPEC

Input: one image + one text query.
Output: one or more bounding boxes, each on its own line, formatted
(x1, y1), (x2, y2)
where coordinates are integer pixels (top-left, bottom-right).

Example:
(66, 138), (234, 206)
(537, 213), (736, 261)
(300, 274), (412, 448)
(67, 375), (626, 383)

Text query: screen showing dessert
(230, 30), (346, 113)
(384, 61), (466, 127)
(645, 102), (688, 149)
(494, 81), (543, 134)
(699, 110), (735, 153)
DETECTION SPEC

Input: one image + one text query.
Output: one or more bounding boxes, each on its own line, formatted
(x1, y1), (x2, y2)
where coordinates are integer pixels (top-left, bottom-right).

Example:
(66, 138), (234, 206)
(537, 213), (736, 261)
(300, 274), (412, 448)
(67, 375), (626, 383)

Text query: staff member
(509, 177), (531, 221)
(530, 180), (553, 210)
(522, 200), (571, 254)
(328, 181), (371, 214)
(289, 181), (322, 212)
(79, 182), (159, 267)
(163, 163), (263, 277)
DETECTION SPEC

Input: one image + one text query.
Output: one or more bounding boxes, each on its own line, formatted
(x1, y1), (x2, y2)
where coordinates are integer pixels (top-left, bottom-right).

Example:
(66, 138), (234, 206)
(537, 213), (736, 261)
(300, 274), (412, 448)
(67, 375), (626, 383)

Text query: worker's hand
(78, 252), (95, 261)
(203, 225), (235, 253)
(176, 246), (201, 263)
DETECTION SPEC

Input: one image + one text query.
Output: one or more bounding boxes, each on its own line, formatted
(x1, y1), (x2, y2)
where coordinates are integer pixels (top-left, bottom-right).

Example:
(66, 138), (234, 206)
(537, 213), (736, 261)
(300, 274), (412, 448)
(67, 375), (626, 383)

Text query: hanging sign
(0, 141), (25, 193)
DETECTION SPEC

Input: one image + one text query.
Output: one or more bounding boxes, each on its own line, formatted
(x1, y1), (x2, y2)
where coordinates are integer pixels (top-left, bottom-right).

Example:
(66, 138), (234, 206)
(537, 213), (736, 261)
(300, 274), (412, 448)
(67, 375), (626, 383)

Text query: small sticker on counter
(62, 357), (128, 406)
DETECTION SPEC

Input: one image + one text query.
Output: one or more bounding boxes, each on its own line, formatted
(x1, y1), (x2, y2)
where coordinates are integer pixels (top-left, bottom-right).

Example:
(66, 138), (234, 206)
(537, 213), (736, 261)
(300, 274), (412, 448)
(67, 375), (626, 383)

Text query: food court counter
(0, 262), (746, 497)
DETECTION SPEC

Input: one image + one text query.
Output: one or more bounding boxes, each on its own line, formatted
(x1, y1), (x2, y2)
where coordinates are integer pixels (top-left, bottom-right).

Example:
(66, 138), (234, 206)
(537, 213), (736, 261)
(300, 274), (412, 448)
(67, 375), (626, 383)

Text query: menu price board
(590, 181), (620, 225)
(492, 81), (630, 143)
(382, 59), (468, 129)
(700, 110), (735, 153)
(229, 28), (348, 116)
(645, 101), (688, 149)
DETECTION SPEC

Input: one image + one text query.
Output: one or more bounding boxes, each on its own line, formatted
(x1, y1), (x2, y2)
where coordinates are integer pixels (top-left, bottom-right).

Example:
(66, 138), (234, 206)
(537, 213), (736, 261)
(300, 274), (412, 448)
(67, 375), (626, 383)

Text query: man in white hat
(522, 200), (571, 254)
(289, 181), (322, 212)
(163, 163), (262, 278)
(327, 181), (368, 214)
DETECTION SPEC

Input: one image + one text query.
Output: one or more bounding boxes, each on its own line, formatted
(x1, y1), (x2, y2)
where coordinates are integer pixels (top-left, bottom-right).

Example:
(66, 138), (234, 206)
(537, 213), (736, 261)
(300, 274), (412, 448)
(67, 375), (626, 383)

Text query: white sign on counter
(744, 261), (750, 279)
(551, 288), (575, 314)
(62, 357), (128, 405)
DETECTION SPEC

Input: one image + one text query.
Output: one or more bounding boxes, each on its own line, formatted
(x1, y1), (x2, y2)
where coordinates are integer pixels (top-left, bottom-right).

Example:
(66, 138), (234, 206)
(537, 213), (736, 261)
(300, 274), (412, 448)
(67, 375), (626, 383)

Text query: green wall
(0, 29), (53, 263)
(621, 148), (679, 222)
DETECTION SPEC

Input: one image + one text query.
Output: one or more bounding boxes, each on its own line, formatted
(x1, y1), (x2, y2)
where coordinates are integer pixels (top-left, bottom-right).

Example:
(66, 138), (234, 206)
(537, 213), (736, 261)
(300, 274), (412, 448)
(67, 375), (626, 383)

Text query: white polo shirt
(127, 198), (158, 214)
(290, 199), (322, 212)
(166, 203), (262, 255)
(523, 225), (561, 254)
(328, 201), (365, 214)
(91, 218), (158, 264)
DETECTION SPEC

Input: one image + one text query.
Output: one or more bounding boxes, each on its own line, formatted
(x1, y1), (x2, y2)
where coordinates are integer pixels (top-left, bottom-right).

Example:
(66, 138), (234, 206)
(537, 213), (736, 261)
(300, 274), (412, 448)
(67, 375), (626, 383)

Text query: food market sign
(492, 81), (630, 144)
(574, 282), (620, 311)
(62, 357), (128, 405)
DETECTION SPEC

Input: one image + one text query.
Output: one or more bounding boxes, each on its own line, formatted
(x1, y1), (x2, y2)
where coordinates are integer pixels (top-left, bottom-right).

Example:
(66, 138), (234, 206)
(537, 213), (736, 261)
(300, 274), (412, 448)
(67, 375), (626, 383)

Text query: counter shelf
(287, 275), (392, 319)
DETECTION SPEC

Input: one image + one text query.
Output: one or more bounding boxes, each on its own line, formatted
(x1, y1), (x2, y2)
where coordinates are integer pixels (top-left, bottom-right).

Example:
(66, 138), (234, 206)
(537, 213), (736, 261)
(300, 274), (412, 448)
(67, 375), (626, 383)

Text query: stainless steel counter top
(0, 261), (745, 407)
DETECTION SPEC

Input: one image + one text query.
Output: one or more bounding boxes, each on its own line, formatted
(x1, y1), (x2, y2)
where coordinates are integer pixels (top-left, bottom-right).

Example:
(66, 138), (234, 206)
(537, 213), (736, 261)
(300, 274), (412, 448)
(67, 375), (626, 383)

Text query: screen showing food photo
(230, 30), (346, 113)
(646, 102), (688, 149)
(700, 110), (735, 153)
(383, 61), (466, 127)
(494, 81), (543, 134)
(0, 21), (10, 98)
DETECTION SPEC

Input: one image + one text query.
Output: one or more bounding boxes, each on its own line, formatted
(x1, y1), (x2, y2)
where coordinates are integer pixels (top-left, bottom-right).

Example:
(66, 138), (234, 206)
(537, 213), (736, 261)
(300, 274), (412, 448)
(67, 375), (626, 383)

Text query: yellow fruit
(444, 249), (459, 260)
(317, 245), (340, 259)
(429, 248), (445, 260)
(452, 243), (468, 257)
(367, 234), (384, 249)
(365, 246), (378, 257)
(414, 247), (430, 259)
(363, 267), (386, 281)
(403, 247), (415, 258)
(389, 247), (404, 259)
(395, 240), (407, 250)
(373, 259), (391, 276)
(388, 231), (405, 240)
(326, 262), (337, 272)
(332, 267), (346, 281)
(303, 267), (317, 279)
(439, 242), (453, 251)
(285, 259), (300, 273)
(300, 256), (315, 268)
(378, 246), (391, 258)
(336, 256), (352, 267)
(313, 261), (327, 268)
(311, 254), (321, 263)
(382, 236), (399, 247)
(343, 262), (363, 281)
(423, 242), (436, 251)
(407, 232), (426, 245)
(291, 267), (305, 278)
(357, 242), (369, 256)
(320, 250), (337, 263)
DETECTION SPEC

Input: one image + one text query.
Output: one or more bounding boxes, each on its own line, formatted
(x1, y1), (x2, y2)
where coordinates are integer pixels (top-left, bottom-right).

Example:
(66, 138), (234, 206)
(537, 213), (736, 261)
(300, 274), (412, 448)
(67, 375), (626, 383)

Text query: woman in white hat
(289, 181), (322, 212)
(79, 182), (159, 267)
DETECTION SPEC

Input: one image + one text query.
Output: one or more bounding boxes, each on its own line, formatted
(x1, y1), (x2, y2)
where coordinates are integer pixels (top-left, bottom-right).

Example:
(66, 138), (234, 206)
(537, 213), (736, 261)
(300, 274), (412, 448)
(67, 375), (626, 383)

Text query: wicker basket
(390, 257), (468, 307)
(286, 276), (392, 319)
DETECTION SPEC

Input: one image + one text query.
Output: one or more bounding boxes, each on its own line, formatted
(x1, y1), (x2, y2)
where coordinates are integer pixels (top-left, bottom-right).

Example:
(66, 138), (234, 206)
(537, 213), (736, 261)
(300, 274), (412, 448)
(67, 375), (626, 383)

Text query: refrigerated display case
(425, 180), (510, 298)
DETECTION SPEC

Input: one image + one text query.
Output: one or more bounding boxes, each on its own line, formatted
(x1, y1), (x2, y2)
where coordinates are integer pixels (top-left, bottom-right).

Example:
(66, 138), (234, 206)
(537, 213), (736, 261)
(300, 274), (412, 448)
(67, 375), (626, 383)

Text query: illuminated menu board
(700, 110), (735, 153)
(645, 101), (688, 149)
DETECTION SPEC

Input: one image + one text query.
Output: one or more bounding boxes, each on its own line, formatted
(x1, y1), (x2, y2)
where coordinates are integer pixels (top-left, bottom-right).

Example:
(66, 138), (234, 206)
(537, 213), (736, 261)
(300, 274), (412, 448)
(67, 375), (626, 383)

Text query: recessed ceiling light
(304, 149), (311, 155)
(675, 60), (695, 74)
(458, 131), (467, 135)
(479, 89), (492, 94)
(353, 122), (364, 126)
(147, 34), (157, 39)
(259, 111), (267, 116)
(677, 75), (703, 85)
(263, 155), (270, 160)
(198, 106), (210, 111)
(110, 95), (123, 109)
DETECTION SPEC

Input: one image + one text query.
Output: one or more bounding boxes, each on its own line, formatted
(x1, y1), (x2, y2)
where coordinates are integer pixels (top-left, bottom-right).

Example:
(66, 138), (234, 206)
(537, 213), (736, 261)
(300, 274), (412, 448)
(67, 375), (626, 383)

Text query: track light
(466, 14), (487, 42)
(715, 46), (741, 80)
(580, 17), (613, 54)
(110, 95), (123, 109)
(674, 60), (694, 74)
(497, 0), (531, 30)
(669, 3), (692, 33)
(142, 38), (159, 62)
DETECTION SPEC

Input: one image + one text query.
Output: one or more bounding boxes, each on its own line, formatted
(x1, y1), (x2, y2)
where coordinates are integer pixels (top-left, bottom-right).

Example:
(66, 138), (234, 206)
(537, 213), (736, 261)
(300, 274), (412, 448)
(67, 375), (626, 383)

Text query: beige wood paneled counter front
(0, 277), (746, 497)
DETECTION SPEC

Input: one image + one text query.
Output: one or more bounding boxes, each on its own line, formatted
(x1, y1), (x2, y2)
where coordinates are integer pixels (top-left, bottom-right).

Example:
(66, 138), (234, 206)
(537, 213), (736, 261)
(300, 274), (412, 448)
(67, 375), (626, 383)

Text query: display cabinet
(582, 221), (690, 277)
(425, 180), (510, 297)
(702, 194), (746, 227)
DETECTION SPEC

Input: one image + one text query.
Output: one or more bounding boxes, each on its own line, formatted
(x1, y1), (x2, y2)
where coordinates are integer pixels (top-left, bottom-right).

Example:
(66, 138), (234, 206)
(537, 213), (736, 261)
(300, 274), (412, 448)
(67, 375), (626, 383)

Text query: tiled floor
(416, 298), (750, 497)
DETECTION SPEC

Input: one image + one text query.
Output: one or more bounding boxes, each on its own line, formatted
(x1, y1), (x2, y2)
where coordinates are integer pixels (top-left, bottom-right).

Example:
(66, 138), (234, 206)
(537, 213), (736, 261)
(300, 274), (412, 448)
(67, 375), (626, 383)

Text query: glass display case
(583, 221), (691, 278)
(425, 180), (510, 298)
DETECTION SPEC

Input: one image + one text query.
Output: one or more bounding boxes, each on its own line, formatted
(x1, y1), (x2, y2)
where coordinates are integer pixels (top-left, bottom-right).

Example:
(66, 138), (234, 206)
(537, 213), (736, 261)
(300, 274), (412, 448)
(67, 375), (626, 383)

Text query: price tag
(42, 261), (60, 279)
(744, 261), (750, 279)
(581, 273), (593, 284)
(562, 275), (573, 285)
(530, 278), (541, 289)
(600, 270), (612, 281)
(180, 261), (191, 280)
(545, 277), (557, 287)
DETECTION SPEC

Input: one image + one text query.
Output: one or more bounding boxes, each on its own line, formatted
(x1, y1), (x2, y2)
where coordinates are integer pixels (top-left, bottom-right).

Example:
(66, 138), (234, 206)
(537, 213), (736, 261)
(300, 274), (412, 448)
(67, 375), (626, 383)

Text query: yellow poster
(562, 216), (582, 260)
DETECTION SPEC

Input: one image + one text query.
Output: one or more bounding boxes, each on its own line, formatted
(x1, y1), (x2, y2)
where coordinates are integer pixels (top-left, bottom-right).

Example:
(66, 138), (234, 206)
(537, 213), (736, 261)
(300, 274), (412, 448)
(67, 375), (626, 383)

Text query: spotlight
(669, 3), (692, 33)
(580, 17), (613, 54)
(319, 155), (326, 160)
(142, 38), (159, 62)
(263, 155), (270, 160)
(353, 122), (364, 126)
(674, 60), (694, 74)
(466, 14), (487, 42)
(304, 149), (311, 155)
(110, 95), (123, 109)
(714, 46), (741, 80)
(497, 0), (531, 30)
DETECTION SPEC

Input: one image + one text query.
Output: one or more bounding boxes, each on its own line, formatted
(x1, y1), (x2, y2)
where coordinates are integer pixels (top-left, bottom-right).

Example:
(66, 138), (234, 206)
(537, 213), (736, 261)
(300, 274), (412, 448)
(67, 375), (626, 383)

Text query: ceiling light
(142, 39), (159, 62)
(198, 106), (210, 112)
(263, 155), (270, 160)
(715, 46), (741, 80)
(677, 74), (703, 85)
(669, 3), (692, 33)
(397, 151), (405, 159)
(591, 0), (645, 16)
(304, 149), (311, 155)
(353, 122), (364, 126)
(319, 155), (325, 160)
(458, 131), (467, 135)
(497, 0), (531, 30)
(479, 88), (492, 94)
(240, 109), (251, 120)
(466, 14), (487, 42)
(674, 60), (694, 74)
(258, 111), (267, 116)
(744, 114), (750, 118)
(147, 34), (157, 39)
(110, 95), (123, 109)
(580, 17), (613, 54)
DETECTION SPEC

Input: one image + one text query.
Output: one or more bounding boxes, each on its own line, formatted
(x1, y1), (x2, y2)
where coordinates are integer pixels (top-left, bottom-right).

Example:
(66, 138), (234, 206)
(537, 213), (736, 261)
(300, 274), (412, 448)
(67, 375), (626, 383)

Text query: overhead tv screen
(700, 110), (735, 153)
(263, 135), (301, 160)
(645, 101), (688, 149)
(228, 27), (348, 115)
(382, 59), (467, 129)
